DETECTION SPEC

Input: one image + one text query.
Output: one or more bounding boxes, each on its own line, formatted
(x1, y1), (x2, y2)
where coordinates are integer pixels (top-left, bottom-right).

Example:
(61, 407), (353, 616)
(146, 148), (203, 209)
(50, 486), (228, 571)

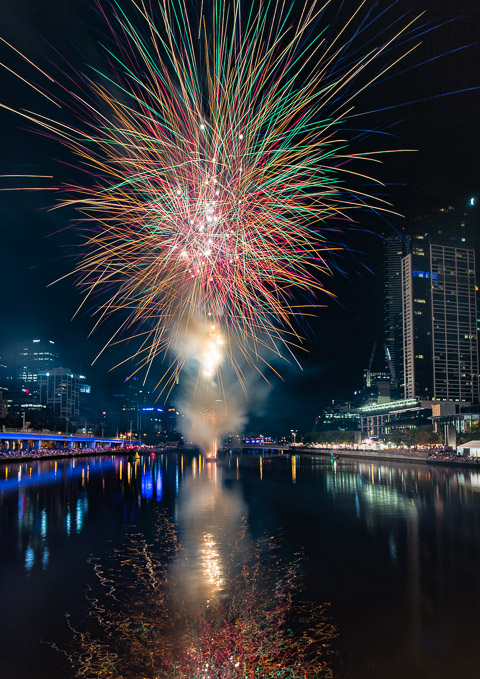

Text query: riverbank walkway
(234, 443), (480, 466)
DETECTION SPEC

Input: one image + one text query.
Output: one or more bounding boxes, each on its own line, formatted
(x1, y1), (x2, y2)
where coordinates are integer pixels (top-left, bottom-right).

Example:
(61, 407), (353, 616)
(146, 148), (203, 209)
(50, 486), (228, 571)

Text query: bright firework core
(201, 325), (224, 380)
(174, 156), (240, 285)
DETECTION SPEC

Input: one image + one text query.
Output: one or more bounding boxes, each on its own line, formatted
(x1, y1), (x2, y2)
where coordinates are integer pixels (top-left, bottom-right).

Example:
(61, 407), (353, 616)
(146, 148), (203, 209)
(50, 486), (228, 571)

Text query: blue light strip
(0, 433), (125, 443)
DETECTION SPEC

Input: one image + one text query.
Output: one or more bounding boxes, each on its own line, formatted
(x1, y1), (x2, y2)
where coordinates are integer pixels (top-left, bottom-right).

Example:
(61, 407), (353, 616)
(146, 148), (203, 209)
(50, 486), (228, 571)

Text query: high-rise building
(413, 200), (477, 248)
(401, 234), (479, 403)
(38, 368), (80, 420)
(430, 243), (478, 401)
(384, 235), (408, 390)
(401, 234), (433, 399)
(17, 340), (59, 396)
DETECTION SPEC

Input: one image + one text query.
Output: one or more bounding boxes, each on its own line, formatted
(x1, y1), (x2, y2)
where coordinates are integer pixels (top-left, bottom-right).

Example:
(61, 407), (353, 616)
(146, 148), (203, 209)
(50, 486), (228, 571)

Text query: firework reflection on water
(170, 458), (246, 605)
(60, 455), (337, 678)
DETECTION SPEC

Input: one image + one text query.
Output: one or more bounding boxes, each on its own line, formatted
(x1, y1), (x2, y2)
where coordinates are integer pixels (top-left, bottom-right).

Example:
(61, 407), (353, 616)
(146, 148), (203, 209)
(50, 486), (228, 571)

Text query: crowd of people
(368, 446), (428, 457)
(427, 449), (480, 464)
(2, 445), (480, 465)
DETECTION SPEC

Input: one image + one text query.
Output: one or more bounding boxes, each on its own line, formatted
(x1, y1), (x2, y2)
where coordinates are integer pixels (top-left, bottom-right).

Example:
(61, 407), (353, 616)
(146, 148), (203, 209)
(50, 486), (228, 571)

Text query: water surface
(1, 452), (479, 678)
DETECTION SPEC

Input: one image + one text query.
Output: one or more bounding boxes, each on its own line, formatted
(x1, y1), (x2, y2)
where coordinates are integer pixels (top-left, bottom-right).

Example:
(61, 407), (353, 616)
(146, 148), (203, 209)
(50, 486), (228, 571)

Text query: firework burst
(2, 0), (419, 390)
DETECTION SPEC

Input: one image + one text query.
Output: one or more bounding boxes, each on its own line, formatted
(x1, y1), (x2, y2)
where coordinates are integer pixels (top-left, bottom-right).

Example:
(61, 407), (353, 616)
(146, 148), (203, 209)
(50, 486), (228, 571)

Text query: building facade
(384, 235), (407, 390)
(401, 239), (433, 399)
(401, 237), (479, 403)
(38, 368), (80, 420)
(359, 398), (433, 438)
(430, 243), (478, 402)
(17, 340), (59, 396)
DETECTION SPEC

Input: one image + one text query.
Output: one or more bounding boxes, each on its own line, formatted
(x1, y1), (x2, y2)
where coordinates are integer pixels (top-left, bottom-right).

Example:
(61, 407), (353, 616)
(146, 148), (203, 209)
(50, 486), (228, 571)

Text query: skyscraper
(401, 235), (433, 399)
(17, 339), (59, 396)
(400, 208), (479, 403)
(430, 243), (478, 401)
(384, 235), (408, 390)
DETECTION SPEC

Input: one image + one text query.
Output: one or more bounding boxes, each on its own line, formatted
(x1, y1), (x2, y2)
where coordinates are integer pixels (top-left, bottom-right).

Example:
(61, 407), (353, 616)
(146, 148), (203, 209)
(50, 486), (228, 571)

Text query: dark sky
(0, 0), (479, 433)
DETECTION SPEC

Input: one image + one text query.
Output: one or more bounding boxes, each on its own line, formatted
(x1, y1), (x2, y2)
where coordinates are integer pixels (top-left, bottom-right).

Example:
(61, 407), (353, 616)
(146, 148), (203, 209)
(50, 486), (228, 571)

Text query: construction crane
(365, 341), (377, 388)
(383, 344), (396, 388)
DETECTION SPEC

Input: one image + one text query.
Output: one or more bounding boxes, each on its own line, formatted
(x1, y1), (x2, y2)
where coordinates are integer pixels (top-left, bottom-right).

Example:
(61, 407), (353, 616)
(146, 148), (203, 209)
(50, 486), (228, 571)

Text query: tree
(303, 430), (355, 446)
(413, 425), (440, 445)
(388, 428), (414, 446)
(457, 422), (480, 446)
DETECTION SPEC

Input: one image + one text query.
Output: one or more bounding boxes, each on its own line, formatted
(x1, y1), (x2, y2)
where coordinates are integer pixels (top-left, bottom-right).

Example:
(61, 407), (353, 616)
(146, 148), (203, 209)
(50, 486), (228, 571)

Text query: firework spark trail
(2, 0), (419, 390)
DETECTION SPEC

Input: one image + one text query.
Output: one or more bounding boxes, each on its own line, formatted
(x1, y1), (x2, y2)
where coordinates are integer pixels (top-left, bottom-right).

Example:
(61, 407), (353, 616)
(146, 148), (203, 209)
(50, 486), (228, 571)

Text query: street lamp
(291, 429), (297, 445)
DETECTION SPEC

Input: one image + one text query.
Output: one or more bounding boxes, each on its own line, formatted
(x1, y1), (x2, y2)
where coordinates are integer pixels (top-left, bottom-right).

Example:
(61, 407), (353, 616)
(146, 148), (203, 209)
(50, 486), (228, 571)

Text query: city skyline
(1, 5), (480, 678)
(0, 0), (479, 433)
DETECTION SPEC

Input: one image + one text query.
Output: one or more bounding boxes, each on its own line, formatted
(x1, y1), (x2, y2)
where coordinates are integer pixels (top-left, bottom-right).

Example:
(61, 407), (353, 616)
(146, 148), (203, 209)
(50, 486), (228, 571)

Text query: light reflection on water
(0, 457), (112, 579)
(170, 460), (246, 605)
(1, 452), (480, 678)
(2, 452), (480, 579)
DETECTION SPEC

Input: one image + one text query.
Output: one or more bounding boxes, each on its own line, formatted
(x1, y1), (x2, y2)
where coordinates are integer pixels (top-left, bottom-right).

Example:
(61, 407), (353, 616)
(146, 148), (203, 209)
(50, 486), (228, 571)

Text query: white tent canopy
(457, 440), (480, 457)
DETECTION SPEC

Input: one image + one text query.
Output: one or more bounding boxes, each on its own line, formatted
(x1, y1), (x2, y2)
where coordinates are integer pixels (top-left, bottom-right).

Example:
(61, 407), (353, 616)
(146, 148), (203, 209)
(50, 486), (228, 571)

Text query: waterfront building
(38, 368), (80, 421)
(430, 402), (480, 438)
(398, 199), (479, 404)
(430, 243), (478, 401)
(401, 238), (478, 402)
(359, 397), (434, 438)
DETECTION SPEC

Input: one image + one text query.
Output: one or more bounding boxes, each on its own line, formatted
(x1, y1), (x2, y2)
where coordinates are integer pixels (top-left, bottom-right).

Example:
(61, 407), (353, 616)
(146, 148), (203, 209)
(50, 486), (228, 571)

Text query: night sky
(0, 0), (479, 434)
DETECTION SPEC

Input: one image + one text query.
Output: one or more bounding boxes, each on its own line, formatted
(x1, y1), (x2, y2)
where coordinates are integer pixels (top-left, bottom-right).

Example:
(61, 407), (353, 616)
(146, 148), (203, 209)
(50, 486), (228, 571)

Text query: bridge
(229, 443), (293, 452)
(0, 430), (130, 450)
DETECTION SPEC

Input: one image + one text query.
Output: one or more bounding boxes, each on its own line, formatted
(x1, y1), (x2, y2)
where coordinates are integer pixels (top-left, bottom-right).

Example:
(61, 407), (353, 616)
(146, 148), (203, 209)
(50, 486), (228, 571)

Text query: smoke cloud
(170, 317), (274, 455)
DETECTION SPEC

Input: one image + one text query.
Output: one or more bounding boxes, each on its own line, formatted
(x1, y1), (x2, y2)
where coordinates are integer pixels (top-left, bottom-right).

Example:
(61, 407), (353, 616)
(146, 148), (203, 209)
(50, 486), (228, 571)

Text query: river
(0, 451), (479, 678)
